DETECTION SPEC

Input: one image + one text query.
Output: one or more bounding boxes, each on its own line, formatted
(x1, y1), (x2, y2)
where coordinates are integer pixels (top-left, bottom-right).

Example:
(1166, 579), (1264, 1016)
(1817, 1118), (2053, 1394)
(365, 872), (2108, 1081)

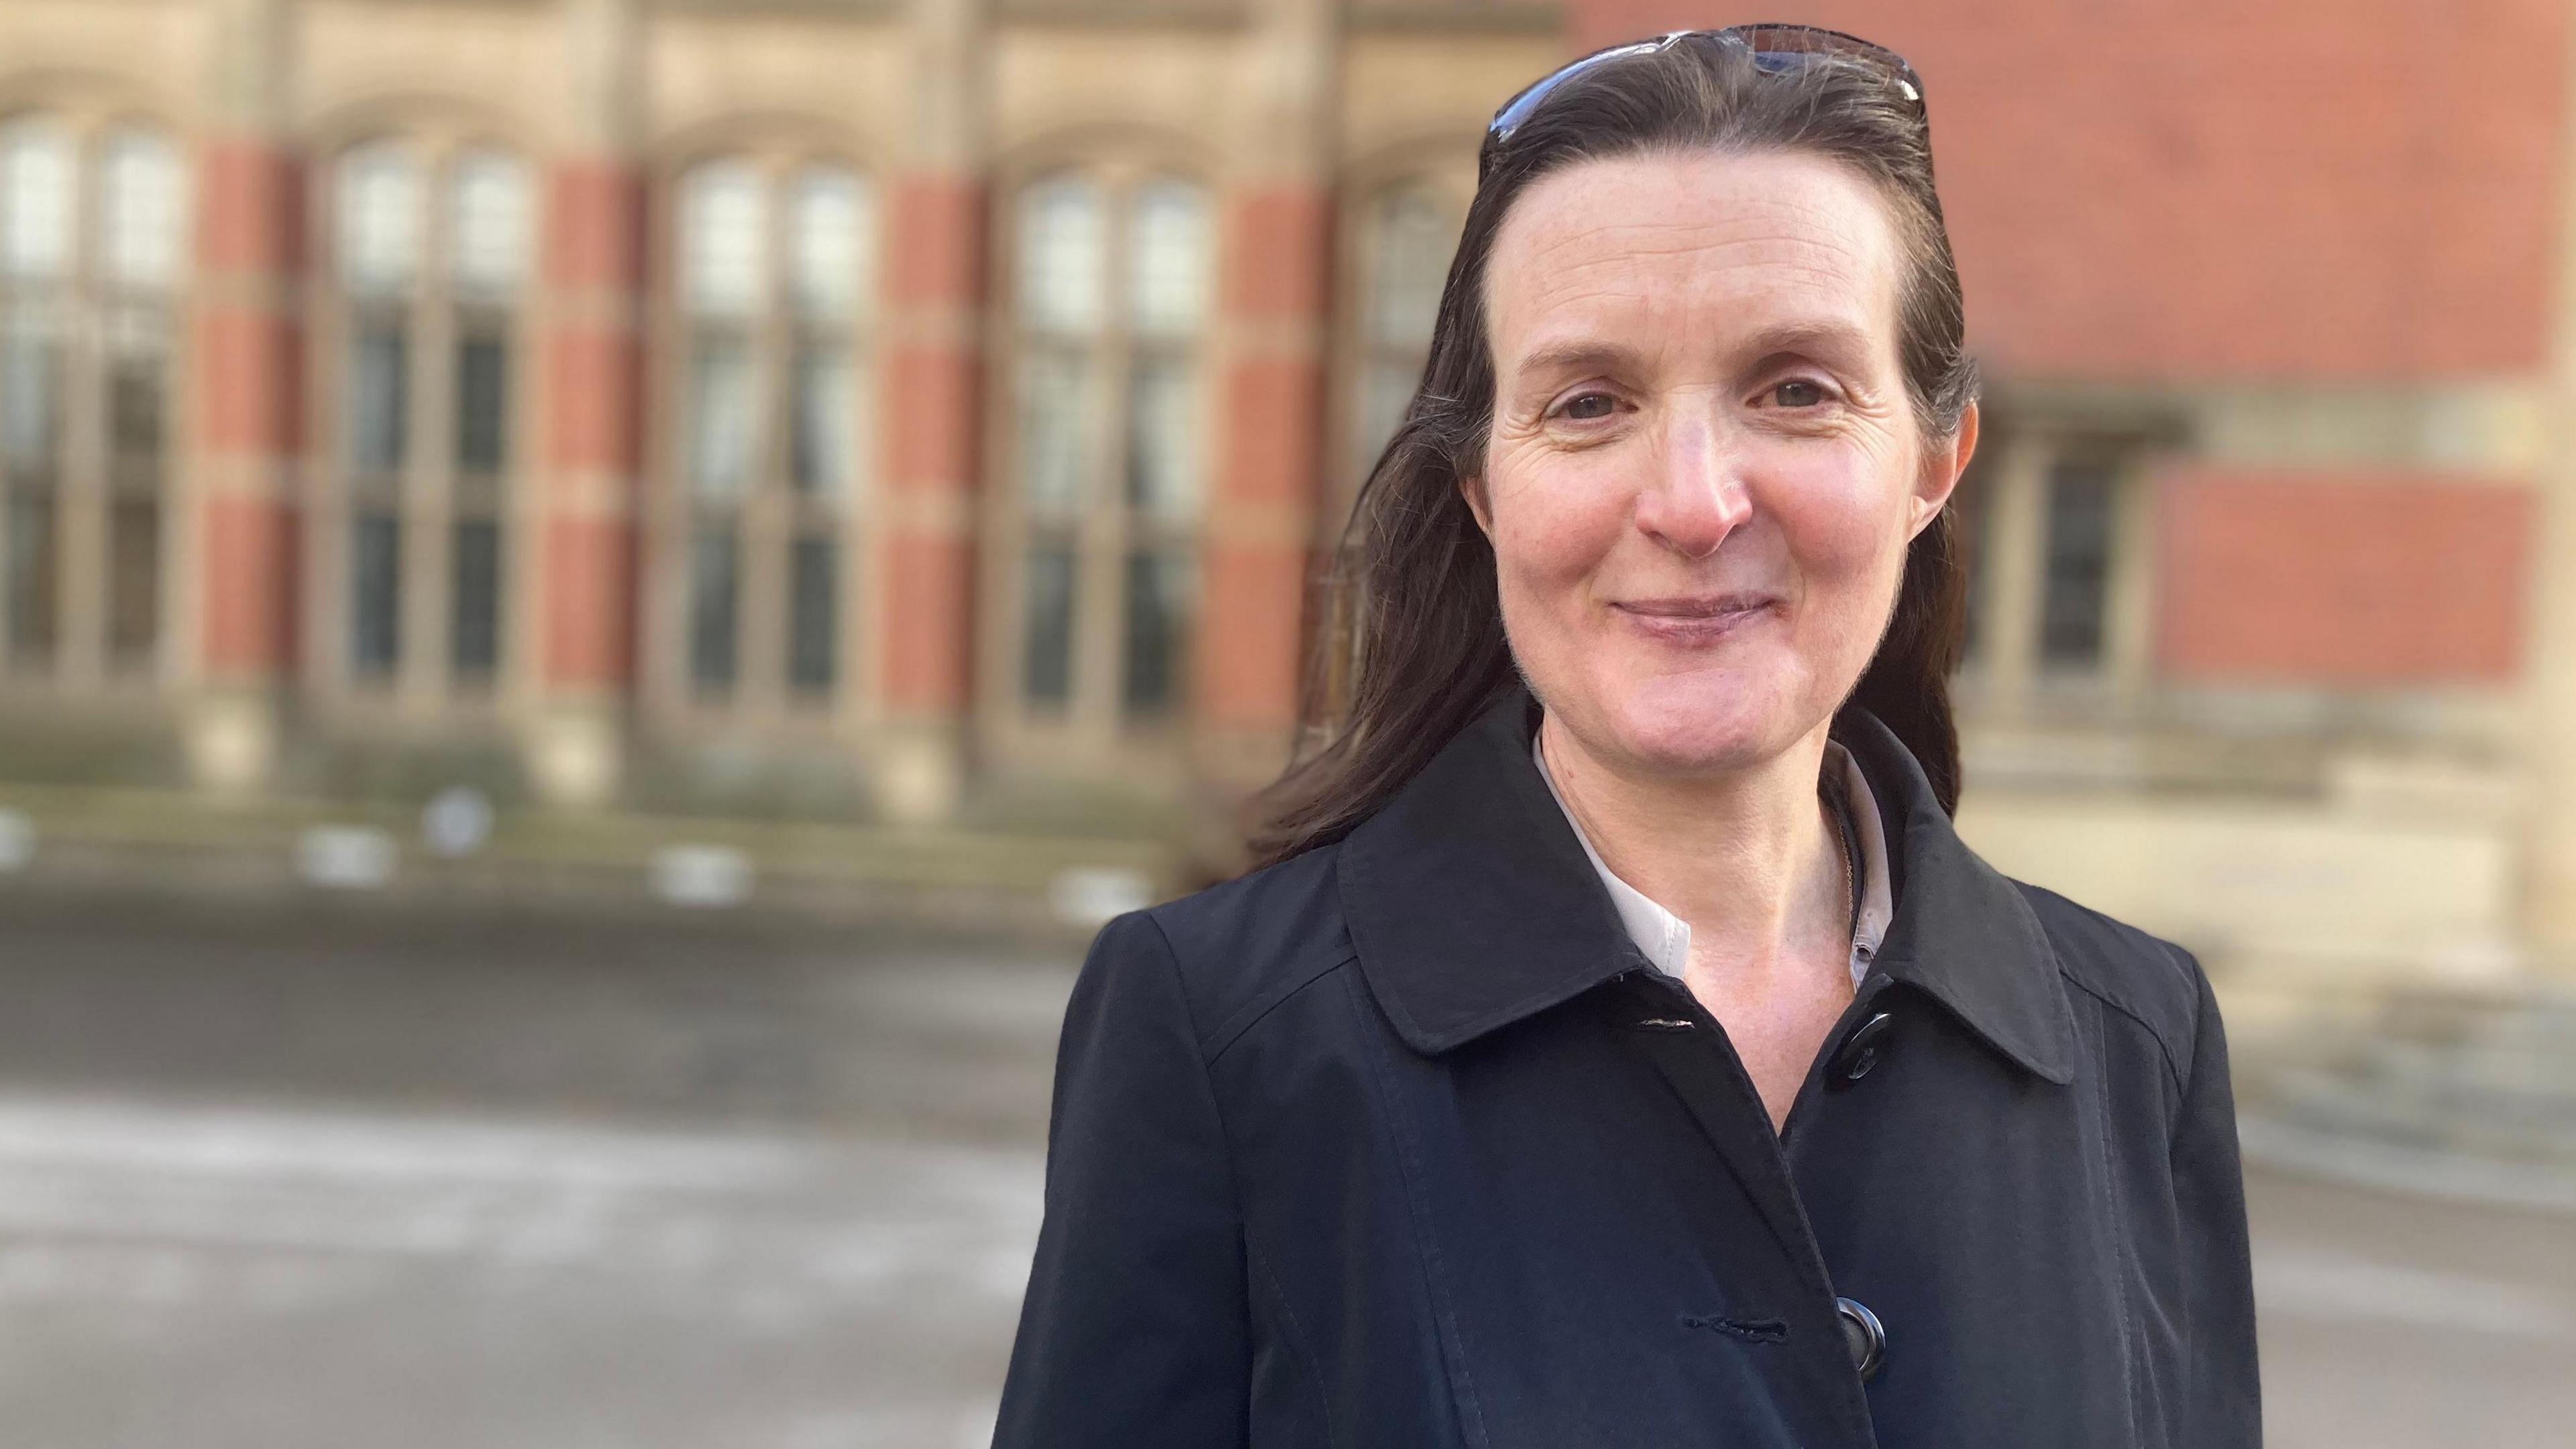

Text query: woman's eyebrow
(1511, 339), (1647, 381)
(1512, 320), (1876, 385)
(1736, 319), (1875, 366)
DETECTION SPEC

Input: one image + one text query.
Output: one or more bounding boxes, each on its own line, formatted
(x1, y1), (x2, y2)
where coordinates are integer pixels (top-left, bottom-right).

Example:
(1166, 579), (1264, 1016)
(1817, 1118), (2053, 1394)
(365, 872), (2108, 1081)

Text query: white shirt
(1532, 732), (1894, 989)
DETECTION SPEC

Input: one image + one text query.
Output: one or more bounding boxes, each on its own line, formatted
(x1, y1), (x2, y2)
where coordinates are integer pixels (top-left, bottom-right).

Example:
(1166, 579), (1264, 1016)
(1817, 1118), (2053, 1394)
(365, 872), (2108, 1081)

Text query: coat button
(1825, 1010), (1896, 1089)
(1835, 1297), (1886, 1382)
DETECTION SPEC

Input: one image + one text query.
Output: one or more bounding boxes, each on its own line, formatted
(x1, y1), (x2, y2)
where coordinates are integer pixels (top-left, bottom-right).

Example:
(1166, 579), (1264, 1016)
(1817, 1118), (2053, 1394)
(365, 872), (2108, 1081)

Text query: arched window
(0, 115), (185, 682)
(328, 138), (530, 694)
(1352, 182), (1459, 482)
(1001, 166), (1211, 733)
(98, 128), (181, 670)
(0, 117), (72, 672)
(445, 149), (529, 682)
(671, 156), (875, 709)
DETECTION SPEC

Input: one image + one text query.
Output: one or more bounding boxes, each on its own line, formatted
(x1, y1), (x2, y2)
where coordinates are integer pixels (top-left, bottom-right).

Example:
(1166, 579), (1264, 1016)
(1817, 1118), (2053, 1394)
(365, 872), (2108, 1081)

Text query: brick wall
(2155, 468), (2532, 684)
(1571, 0), (2569, 383)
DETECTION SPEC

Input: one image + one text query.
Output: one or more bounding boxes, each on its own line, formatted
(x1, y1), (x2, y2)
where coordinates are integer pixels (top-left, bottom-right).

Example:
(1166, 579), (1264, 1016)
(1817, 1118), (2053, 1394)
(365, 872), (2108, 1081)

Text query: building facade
(0, 0), (1552, 823)
(2, 0), (2574, 996)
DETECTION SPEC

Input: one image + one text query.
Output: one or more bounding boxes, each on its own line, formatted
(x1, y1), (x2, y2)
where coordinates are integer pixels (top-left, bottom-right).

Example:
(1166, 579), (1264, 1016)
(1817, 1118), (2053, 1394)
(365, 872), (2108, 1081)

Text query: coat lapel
(1339, 683), (2078, 1087)
(1338, 687), (1648, 1055)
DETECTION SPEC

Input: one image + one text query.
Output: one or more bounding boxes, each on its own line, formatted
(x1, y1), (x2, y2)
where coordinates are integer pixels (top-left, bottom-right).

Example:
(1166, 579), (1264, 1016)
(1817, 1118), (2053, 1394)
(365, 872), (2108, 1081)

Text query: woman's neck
(1537, 709), (1850, 987)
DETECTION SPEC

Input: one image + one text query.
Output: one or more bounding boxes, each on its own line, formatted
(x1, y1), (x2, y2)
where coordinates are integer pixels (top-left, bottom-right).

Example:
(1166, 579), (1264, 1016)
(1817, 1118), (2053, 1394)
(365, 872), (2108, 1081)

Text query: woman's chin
(1598, 672), (1803, 773)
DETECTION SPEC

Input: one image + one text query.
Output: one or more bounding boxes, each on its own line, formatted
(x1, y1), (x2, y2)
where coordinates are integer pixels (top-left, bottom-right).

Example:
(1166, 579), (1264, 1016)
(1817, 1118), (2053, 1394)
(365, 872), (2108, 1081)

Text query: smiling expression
(1466, 146), (1970, 778)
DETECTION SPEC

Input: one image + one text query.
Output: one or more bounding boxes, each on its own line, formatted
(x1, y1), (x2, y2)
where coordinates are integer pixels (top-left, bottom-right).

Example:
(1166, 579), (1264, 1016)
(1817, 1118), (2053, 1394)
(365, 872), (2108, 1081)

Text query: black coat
(994, 686), (2261, 1448)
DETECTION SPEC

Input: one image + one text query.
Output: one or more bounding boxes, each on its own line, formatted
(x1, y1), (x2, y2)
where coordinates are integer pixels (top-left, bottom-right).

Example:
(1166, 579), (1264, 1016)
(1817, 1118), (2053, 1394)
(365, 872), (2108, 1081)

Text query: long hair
(1249, 34), (1979, 867)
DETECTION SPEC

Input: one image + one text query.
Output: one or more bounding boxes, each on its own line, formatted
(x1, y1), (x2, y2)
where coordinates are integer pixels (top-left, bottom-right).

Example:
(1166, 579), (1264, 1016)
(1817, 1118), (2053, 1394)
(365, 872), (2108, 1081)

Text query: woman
(995, 27), (2259, 1448)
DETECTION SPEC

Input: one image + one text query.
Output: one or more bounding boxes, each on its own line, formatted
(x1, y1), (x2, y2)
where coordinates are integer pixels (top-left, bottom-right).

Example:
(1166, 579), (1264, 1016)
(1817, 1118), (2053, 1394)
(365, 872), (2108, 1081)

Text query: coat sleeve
(991, 909), (1250, 1448)
(2169, 951), (2263, 1446)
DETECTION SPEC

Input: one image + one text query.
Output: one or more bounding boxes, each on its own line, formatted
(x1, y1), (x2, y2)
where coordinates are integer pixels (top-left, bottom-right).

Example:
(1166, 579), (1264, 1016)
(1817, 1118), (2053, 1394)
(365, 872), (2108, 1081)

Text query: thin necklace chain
(1824, 775), (1862, 949)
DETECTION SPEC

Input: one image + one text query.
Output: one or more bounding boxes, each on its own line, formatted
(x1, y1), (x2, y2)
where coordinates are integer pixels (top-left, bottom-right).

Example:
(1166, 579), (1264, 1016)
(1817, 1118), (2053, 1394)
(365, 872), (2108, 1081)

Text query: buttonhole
(1680, 1313), (1788, 1344)
(1633, 1017), (1695, 1031)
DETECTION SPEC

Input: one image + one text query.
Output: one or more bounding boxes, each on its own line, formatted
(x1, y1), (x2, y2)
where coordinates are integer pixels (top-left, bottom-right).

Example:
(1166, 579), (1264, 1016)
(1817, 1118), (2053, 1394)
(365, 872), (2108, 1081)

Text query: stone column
(1974, 429), (2051, 717)
(184, 0), (303, 791)
(523, 0), (644, 807)
(2518, 11), (2576, 964)
(870, 0), (988, 824)
(1195, 0), (1338, 784)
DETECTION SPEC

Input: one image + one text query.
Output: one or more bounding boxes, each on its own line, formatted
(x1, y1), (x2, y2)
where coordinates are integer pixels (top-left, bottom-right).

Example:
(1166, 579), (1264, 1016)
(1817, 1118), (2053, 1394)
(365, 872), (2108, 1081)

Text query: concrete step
(2250, 985), (2576, 1180)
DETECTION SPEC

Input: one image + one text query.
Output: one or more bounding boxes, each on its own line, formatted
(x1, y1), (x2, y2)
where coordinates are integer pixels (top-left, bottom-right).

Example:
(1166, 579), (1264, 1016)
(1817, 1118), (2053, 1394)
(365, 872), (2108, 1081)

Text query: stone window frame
(1953, 415), (2167, 717)
(978, 152), (1218, 766)
(639, 142), (884, 741)
(307, 127), (539, 720)
(1330, 165), (1471, 527)
(0, 106), (187, 695)
(1308, 154), (1473, 728)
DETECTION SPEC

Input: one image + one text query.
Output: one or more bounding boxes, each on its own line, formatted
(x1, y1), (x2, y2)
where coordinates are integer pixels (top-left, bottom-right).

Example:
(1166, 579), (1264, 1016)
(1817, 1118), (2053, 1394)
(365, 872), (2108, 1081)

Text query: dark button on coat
(994, 686), (2262, 1448)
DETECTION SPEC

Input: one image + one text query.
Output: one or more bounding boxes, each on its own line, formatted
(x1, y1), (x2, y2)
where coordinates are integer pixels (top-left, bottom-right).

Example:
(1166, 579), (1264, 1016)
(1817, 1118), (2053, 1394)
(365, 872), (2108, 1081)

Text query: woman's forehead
(1485, 150), (1902, 360)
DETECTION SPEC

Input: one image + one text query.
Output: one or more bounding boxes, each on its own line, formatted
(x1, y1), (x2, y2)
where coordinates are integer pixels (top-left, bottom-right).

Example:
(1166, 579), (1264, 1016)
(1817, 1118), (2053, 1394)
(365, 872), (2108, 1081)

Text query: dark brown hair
(1249, 34), (1978, 867)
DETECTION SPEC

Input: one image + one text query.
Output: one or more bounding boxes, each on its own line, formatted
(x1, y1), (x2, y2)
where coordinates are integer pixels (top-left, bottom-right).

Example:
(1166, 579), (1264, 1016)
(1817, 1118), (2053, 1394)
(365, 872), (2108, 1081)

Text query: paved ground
(0, 892), (2567, 1447)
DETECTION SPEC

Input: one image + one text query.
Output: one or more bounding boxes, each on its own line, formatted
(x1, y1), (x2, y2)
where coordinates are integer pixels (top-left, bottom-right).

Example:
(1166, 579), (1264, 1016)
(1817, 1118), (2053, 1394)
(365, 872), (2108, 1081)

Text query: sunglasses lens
(1487, 26), (1923, 146)
(1737, 25), (1922, 101)
(1489, 40), (1663, 141)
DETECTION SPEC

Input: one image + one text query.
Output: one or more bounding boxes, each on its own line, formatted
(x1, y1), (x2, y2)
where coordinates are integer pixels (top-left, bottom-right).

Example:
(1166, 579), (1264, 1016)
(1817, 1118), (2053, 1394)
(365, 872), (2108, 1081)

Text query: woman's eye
(1558, 391), (1618, 421)
(1768, 379), (1829, 409)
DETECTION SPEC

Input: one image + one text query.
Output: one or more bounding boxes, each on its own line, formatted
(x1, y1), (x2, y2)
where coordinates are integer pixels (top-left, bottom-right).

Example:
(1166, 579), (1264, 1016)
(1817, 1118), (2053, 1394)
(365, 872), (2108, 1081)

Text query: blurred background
(0, 0), (2569, 1444)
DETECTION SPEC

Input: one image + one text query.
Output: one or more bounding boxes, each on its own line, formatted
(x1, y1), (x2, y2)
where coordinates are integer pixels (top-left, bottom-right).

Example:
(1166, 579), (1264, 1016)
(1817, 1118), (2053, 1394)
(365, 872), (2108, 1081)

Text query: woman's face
(1468, 147), (1974, 777)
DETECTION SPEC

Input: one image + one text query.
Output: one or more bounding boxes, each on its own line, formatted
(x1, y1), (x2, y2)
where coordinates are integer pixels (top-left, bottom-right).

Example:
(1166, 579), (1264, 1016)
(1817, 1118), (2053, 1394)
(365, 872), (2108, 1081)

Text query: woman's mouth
(1611, 592), (1778, 645)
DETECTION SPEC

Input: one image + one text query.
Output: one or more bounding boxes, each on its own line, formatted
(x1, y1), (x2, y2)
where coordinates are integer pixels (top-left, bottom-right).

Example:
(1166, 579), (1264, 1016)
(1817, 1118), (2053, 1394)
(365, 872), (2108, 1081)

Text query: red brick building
(0, 0), (2570, 983)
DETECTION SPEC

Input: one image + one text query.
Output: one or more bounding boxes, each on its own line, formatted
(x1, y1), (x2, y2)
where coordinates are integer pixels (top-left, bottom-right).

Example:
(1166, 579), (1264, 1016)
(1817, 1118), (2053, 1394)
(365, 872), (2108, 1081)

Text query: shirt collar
(1529, 729), (1892, 988)
(1336, 684), (2076, 1084)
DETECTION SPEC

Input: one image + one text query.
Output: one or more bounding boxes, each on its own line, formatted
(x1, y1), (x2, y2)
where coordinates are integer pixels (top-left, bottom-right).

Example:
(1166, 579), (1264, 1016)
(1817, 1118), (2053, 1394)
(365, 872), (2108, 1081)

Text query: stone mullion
(58, 133), (108, 694)
(404, 263), (455, 710)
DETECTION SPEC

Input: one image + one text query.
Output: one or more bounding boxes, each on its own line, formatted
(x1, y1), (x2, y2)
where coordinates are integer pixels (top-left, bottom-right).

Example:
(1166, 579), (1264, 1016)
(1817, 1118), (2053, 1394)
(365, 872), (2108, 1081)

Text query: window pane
(1368, 187), (1454, 348)
(2039, 459), (2116, 669)
(683, 161), (766, 317)
(6, 485), (55, 665)
(1126, 356), (1199, 521)
(1019, 176), (1105, 335)
(450, 150), (530, 299)
(2, 305), (62, 487)
(0, 119), (71, 281)
(338, 142), (421, 294)
(686, 335), (757, 500)
(788, 534), (837, 696)
(1127, 179), (1210, 336)
(790, 342), (854, 499)
(1016, 349), (1089, 514)
(455, 333), (508, 475)
(350, 509), (401, 678)
(1356, 358), (1417, 478)
(108, 308), (170, 484)
(1122, 549), (1193, 715)
(101, 130), (183, 290)
(792, 168), (867, 319)
(346, 319), (408, 475)
(108, 496), (158, 667)
(688, 524), (739, 694)
(451, 517), (501, 682)
(1021, 540), (1075, 708)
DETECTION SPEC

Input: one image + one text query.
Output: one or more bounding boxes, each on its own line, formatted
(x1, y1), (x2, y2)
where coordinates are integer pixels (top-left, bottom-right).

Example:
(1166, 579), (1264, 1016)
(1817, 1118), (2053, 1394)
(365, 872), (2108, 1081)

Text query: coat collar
(1336, 684), (2078, 1084)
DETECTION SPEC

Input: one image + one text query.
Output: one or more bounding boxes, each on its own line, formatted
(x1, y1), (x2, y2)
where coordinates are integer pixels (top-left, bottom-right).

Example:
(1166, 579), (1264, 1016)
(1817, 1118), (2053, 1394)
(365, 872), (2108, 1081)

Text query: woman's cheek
(1769, 454), (1898, 580)
(1494, 470), (1625, 593)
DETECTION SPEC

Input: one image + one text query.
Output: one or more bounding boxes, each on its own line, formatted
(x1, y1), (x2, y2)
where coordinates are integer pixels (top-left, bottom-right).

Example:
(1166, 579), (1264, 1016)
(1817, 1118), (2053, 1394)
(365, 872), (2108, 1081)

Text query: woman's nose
(1632, 421), (1754, 559)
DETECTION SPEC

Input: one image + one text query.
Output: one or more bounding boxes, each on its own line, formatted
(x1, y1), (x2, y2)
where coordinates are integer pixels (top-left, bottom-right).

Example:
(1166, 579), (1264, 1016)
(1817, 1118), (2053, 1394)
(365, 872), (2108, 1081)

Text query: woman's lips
(1611, 594), (1778, 644)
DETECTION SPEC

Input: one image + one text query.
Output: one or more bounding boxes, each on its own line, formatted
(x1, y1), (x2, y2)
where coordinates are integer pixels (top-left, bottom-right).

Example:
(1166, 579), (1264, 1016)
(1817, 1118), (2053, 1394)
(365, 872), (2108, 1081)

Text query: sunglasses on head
(1484, 24), (1926, 153)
